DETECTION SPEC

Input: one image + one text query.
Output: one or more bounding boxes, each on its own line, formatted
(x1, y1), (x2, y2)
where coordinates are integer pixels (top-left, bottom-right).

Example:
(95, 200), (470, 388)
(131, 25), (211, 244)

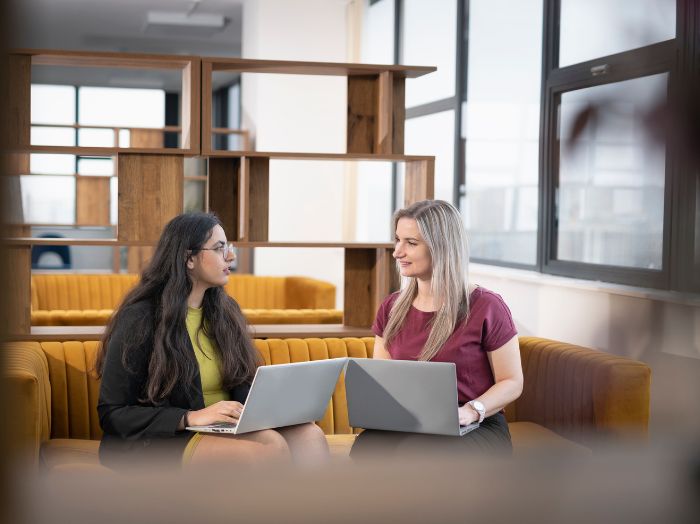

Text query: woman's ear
(186, 251), (195, 270)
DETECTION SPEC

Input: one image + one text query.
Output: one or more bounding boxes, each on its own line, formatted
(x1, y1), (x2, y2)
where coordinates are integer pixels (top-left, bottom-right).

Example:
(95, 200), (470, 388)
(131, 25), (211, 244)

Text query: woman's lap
(183, 423), (328, 466)
(349, 413), (512, 461)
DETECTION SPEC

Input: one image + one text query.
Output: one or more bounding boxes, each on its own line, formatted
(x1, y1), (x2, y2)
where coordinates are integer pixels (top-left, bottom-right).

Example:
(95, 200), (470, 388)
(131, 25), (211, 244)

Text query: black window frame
(385, 0), (699, 292)
(541, 41), (676, 289)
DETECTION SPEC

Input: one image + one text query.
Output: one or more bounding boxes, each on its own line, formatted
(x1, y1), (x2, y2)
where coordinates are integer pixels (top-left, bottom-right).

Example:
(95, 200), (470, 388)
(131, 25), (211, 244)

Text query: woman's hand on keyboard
(188, 400), (244, 426)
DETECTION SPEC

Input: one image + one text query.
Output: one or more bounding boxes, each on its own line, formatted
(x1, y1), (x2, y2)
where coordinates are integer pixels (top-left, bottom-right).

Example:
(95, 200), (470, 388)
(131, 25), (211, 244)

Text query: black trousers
(349, 413), (512, 461)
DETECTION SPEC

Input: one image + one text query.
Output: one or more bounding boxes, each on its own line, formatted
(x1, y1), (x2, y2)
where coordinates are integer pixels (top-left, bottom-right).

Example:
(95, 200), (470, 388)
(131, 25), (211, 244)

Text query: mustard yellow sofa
(4, 336), (651, 471)
(30, 274), (342, 325)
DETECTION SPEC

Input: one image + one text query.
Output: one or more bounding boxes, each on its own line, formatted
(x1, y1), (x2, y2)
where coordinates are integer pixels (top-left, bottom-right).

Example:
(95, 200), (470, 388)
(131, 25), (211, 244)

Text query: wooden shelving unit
(3, 49), (436, 335)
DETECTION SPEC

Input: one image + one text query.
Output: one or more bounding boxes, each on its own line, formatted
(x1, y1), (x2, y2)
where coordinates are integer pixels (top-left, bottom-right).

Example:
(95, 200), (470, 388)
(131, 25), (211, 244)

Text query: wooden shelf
(5, 238), (393, 249)
(13, 48), (197, 69)
(14, 50), (434, 78)
(206, 150), (433, 162)
(16, 145), (196, 156)
(236, 242), (394, 248)
(250, 324), (374, 338)
(5, 238), (150, 247)
(19, 324), (374, 342)
(204, 56), (435, 78)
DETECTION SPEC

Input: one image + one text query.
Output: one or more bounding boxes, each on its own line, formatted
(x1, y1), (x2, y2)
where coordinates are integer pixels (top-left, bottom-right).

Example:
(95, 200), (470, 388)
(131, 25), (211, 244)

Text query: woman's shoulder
(380, 291), (401, 309)
(373, 291), (401, 322)
(112, 299), (157, 331)
(386, 290), (401, 302)
(469, 285), (511, 312)
(119, 299), (155, 319)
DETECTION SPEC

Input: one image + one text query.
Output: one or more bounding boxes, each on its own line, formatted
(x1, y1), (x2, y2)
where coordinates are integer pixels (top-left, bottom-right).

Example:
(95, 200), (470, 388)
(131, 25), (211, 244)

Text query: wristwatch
(467, 400), (485, 424)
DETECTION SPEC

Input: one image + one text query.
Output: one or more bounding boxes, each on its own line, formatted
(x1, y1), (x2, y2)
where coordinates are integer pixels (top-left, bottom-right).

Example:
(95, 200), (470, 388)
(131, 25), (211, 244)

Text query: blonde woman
(351, 200), (523, 458)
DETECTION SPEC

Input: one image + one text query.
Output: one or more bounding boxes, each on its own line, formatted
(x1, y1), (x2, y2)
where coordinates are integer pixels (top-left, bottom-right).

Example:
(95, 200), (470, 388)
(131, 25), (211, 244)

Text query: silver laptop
(187, 358), (347, 435)
(345, 359), (479, 437)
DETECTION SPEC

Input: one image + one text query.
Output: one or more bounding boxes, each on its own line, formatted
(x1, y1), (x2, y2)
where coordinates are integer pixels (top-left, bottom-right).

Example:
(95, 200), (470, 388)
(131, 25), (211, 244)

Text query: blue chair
(31, 234), (71, 269)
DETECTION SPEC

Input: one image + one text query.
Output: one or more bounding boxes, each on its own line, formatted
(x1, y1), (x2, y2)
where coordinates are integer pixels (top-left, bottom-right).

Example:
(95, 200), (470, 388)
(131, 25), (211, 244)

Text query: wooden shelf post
(347, 73), (405, 155)
(343, 247), (398, 327)
(404, 158), (435, 206)
(5, 54), (31, 148)
(76, 177), (111, 226)
(209, 156), (269, 242)
(1, 246), (31, 334)
(117, 154), (184, 243)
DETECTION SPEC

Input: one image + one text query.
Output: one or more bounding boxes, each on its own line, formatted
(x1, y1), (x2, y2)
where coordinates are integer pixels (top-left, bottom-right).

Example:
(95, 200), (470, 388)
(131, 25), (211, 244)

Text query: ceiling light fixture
(144, 2), (228, 38)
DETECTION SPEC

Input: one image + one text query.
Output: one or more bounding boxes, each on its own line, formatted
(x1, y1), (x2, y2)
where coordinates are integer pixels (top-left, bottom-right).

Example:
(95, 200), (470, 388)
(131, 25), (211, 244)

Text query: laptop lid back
(345, 359), (462, 436)
(235, 358), (347, 434)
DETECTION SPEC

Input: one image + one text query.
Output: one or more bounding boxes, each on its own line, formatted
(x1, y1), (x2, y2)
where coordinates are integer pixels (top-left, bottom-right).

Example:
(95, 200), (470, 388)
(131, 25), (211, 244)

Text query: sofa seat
(507, 422), (591, 456)
(41, 439), (101, 470)
(40, 434), (360, 470)
(5, 337), (650, 471)
(37, 422), (593, 470)
(31, 273), (341, 325)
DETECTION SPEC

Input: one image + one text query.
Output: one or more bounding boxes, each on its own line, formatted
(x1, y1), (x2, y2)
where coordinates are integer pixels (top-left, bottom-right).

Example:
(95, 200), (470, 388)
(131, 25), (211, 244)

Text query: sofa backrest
(31, 274), (336, 311)
(508, 337), (651, 448)
(223, 275), (288, 309)
(21, 337), (373, 442)
(6, 337), (651, 451)
(31, 274), (139, 311)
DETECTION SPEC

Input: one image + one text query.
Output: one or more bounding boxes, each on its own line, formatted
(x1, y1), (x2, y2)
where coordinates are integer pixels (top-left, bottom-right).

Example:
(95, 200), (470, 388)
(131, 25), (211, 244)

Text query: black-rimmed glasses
(199, 242), (235, 261)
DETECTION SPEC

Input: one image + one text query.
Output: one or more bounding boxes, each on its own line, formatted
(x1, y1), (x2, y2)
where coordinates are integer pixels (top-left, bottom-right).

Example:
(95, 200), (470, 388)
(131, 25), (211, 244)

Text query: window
(558, 0), (676, 67)
(462, 0), (542, 266)
(541, 0), (677, 289)
(401, 0), (458, 107)
(400, 0), (462, 213)
(387, 0), (698, 292)
(556, 75), (667, 270)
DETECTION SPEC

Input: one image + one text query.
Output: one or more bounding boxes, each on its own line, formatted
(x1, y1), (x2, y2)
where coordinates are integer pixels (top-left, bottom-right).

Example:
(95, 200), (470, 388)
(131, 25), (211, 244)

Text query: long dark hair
(95, 212), (259, 404)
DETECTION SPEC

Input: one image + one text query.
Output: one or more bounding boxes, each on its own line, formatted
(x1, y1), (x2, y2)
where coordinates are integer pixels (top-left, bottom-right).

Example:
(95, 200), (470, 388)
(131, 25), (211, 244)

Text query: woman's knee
(295, 422), (326, 440)
(251, 429), (291, 455)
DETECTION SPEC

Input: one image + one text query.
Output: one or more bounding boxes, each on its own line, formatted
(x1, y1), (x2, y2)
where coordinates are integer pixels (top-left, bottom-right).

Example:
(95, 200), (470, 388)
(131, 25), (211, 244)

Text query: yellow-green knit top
(185, 306), (230, 407)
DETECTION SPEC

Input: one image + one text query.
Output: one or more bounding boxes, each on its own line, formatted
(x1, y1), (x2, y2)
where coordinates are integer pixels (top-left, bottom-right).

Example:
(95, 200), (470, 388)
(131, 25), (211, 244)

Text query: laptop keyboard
(210, 422), (238, 429)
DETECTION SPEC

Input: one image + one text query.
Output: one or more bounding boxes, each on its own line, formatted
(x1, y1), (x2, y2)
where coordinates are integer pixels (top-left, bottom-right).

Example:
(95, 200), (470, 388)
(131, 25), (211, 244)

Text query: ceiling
(9, 0), (244, 90)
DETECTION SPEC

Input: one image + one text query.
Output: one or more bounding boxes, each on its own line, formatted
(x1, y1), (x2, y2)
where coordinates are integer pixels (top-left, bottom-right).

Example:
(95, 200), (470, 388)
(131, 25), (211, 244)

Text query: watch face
(473, 401), (485, 412)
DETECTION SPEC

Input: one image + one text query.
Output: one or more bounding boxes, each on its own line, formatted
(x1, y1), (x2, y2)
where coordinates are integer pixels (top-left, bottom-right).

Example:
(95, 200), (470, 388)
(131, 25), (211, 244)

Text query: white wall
(471, 264), (700, 440)
(241, 0), (350, 308)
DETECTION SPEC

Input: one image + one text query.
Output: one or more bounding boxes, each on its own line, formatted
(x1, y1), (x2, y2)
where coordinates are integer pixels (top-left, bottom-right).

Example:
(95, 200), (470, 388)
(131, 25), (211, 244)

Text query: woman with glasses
(95, 212), (329, 470)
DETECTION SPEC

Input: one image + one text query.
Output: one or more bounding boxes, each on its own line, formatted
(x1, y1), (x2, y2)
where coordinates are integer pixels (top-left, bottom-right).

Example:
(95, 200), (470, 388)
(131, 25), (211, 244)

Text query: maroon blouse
(371, 287), (518, 404)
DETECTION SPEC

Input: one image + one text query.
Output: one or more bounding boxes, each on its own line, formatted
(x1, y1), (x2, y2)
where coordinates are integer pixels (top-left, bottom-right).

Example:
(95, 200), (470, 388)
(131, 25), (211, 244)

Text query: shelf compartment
(207, 153), (434, 244)
(201, 57), (435, 156)
(8, 48), (201, 154)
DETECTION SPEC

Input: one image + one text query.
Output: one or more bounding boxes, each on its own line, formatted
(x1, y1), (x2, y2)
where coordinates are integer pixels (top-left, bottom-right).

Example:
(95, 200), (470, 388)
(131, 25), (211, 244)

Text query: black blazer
(97, 300), (251, 469)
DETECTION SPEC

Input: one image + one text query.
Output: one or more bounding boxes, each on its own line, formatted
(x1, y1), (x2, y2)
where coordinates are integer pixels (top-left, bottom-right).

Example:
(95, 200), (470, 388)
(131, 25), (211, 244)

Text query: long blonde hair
(383, 200), (470, 361)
